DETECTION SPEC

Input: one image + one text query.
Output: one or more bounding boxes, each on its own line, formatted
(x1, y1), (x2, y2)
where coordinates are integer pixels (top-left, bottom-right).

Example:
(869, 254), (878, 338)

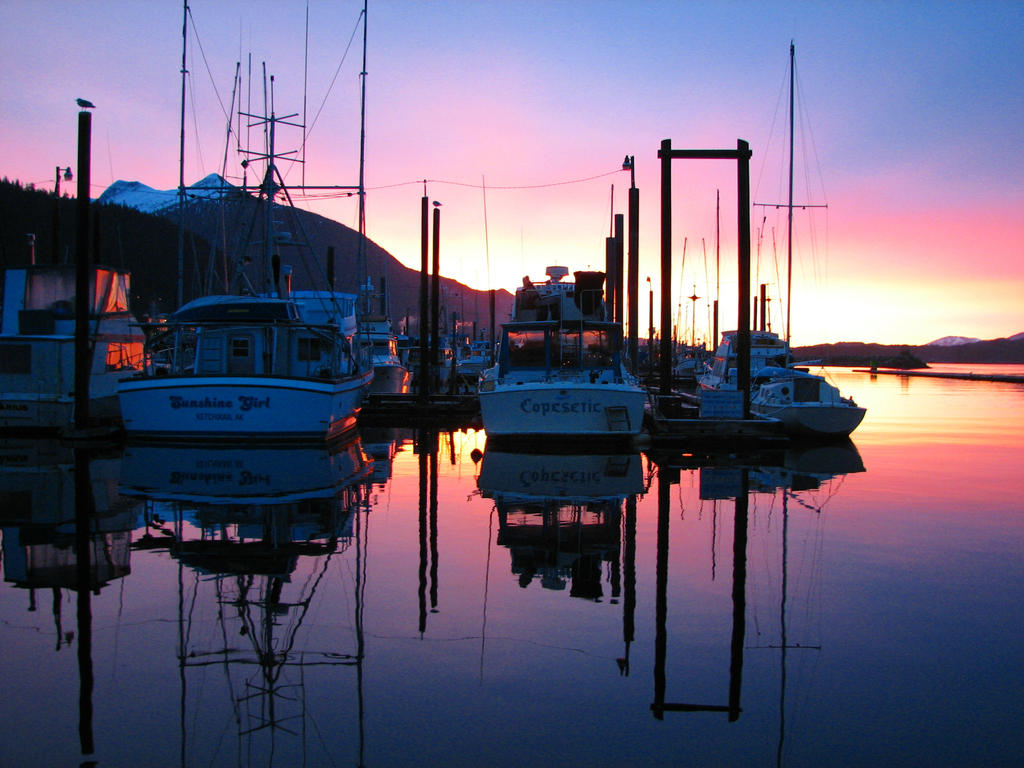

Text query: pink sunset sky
(3, 1), (1021, 346)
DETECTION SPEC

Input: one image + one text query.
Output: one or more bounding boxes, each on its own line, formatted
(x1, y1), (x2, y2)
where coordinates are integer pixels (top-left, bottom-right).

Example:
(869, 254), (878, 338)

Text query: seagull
(76, 98), (95, 109)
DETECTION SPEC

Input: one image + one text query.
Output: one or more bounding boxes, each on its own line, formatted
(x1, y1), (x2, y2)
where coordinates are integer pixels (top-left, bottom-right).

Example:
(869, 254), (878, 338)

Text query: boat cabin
(145, 296), (355, 380)
(494, 321), (624, 381)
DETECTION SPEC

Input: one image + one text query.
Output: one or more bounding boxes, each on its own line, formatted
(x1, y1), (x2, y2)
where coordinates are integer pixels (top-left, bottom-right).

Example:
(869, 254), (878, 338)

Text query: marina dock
(855, 368), (1024, 384)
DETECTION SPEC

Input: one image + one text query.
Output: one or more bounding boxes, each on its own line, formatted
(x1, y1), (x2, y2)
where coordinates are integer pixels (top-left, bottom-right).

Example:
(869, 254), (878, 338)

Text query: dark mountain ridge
(793, 337), (1024, 366)
(1, 177), (512, 336)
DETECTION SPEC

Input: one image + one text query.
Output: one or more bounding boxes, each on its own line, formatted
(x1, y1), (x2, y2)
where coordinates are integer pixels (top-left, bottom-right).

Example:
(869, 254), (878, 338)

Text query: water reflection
(478, 450), (644, 599)
(118, 437), (373, 767)
(0, 439), (137, 761)
(649, 441), (863, 764)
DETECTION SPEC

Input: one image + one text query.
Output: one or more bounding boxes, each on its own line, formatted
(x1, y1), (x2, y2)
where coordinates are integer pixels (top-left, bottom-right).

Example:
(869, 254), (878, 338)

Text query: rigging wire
(305, 9), (364, 142)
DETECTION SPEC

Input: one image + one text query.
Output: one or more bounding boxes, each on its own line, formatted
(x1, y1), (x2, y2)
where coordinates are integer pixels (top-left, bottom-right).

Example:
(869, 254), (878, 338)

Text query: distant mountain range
(98, 173), (232, 214)
(794, 333), (1024, 366)
(926, 335), (982, 346)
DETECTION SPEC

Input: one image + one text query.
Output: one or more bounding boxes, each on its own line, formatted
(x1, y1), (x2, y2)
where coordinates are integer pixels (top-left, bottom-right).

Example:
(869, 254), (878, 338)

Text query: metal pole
(177, 0), (188, 308)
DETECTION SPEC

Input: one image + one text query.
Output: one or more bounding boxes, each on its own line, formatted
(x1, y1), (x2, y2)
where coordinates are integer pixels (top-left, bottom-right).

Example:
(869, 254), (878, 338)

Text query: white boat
(0, 265), (144, 431)
(456, 339), (493, 377)
(118, 98), (374, 441)
(699, 329), (790, 391)
(360, 315), (411, 394)
(750, 366), (865, 437)
(478, 266), (646, 440)
(699, 330), (864, 437)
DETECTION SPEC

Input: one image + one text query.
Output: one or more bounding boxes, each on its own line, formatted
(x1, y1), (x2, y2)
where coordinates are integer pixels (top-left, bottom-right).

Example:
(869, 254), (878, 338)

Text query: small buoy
(470, 448), (483, 464)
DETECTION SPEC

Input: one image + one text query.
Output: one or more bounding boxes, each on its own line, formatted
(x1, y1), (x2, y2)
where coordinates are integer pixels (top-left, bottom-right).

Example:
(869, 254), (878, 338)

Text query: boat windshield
(507, 329), (547, 367)
(505, 326), (616, 371)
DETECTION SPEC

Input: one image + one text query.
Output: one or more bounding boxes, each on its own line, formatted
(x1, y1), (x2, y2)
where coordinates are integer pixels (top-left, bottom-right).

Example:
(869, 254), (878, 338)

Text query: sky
(3, 0), (1022, 346)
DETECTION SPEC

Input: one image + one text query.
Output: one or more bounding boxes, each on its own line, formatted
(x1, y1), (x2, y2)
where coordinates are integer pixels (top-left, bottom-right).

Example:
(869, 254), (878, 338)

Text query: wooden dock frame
(645, 393), (786, 446)
(359, 393), (480, 429)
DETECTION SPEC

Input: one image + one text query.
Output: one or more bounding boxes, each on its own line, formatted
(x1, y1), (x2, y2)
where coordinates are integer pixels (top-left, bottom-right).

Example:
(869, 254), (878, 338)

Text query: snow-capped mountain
(927, 335), (982, 347)
(97, 173), (238, 214)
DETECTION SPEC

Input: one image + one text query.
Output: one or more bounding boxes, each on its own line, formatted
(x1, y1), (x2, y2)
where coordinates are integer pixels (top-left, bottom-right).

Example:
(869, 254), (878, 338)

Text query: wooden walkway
(853, 368), (1024, 384)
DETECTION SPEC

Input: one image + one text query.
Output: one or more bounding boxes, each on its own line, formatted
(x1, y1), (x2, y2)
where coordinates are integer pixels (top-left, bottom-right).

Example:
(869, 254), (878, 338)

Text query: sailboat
(703, 44), (865, 438)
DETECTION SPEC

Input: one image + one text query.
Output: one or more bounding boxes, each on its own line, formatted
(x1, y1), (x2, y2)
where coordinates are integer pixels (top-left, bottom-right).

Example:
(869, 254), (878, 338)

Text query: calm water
(1, 365), (1022, 767)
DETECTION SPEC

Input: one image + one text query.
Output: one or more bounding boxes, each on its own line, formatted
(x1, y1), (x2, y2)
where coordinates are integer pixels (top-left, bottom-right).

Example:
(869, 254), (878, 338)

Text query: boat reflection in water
(119, 437), (373, 766)
(0, 439), (134, 615)
(478, 450), (645, 598)
(0, 438), (136, 761)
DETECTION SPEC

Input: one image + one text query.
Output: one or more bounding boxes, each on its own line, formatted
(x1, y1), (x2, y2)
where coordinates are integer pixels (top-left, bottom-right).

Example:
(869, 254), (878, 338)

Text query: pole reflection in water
(415, 429), (442, 634)
(648, 441), (862, 757)
(119, 437), (373, 766)
(651, 458), (747, 720)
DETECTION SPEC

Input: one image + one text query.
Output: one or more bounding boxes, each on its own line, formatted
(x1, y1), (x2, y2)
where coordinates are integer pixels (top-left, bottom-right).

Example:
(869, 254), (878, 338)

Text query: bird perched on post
(76, 98), (95, 109)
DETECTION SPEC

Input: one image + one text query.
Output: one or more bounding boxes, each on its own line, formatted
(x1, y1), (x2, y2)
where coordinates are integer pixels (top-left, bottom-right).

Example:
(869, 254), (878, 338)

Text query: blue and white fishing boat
(117, 108), (372, 441)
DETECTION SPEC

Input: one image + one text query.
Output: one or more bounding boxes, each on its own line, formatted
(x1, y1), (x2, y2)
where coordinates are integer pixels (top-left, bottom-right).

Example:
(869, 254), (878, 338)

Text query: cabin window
(556, 330), (580, 367)
(298, 337), (328, 361)
(0, 344), (31, 374)
(581, 329), (613, 367)
(227, 335), (255, 375)
(105, 342), (143, 371)
(794, 377), (821, 402)
(506, 330), (547, 368)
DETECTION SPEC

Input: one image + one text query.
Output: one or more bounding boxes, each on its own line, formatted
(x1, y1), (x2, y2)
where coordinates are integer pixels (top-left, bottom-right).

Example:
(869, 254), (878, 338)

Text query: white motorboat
(360, 315), (410, 394)
(456, 339), (493, 377)
(478, 267), (646, 440)
(699, 329), (790, 391)
(0, 265), (144, 431)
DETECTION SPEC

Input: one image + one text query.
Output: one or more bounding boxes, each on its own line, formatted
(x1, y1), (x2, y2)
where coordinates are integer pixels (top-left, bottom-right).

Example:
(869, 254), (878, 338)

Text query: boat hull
(117, 372), (372, 441)
(479, 382), (646, 438)
(368, 362), (411, 394)
(752, 402), (866, 438)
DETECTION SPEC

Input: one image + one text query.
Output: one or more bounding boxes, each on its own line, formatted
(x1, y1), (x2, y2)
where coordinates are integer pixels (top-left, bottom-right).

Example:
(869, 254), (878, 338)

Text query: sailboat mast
(177, 0), (188, 308)
(357, 0), (369, 315)
(785, 42), (795, 350)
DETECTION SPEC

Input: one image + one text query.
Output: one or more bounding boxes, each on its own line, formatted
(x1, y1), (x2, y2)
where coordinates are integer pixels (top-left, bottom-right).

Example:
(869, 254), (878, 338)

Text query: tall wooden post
(74, 110), (92, 430)
(614, 213), (624, 324)
(736, 139), (752, 418)
(627, 186), (639, 372)
(418, 195), (429, 400)
(658, 139), (673, 395)
(430, 205), (440, 393)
